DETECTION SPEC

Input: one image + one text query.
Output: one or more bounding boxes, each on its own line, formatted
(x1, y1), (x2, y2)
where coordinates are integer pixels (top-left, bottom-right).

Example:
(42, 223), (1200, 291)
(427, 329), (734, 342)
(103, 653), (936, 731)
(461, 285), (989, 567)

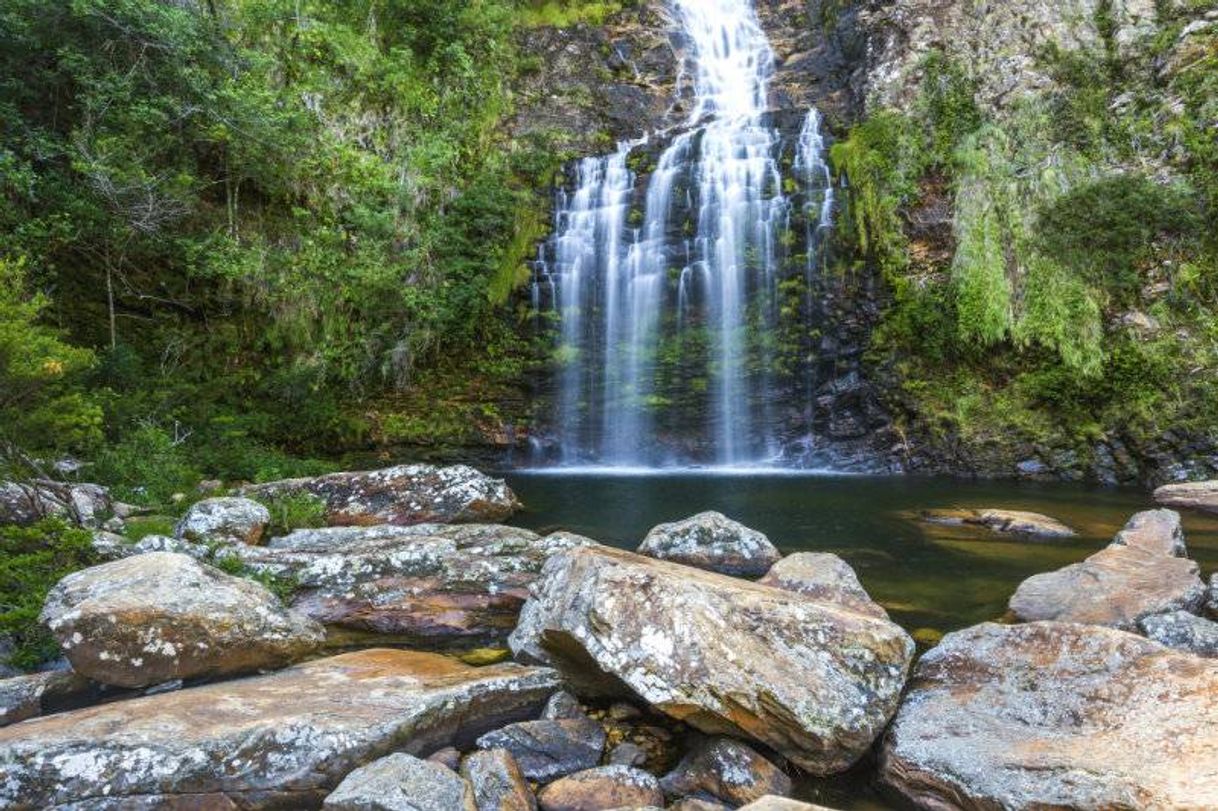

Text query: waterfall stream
(533, 0), (835, 468)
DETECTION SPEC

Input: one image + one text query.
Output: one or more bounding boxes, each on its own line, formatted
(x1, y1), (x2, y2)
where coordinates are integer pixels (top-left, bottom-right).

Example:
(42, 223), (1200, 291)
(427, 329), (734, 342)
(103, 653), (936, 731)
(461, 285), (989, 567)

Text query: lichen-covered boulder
(757, 553), (887, 619)
(1008, 545), (1206, 630)
(510, 547), (914, 775)
(1139, 610), (1218, 657)
(40, 552), (324, 688)
(537, 766), (663, 811)
(637, 512), (780, 576)
(880, 622), (1218, 809)
(659, 737), (792, 807)
(323, 753), (476, 811)
(174, 496), (270, 545)
(475, 717), (605, 782)
(230, 524), (596, 649)
(0, 650), (560, 809)
(1154, 479), (1218, 514)
(240, 464), (521, 526)
(461, 749), (536, 811)
(1110, 508), (1186, 556)
(0, 481), (111, 528)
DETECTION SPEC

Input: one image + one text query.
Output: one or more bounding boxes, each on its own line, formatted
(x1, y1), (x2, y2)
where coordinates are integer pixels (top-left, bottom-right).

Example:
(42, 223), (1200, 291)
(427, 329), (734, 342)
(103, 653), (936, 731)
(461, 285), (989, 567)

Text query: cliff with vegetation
(3, 0), (1218, 487)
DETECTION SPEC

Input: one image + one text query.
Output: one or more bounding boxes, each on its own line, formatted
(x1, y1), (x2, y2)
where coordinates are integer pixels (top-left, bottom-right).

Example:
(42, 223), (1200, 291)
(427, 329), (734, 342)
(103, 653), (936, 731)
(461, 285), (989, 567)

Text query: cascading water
(532, 0), (836, 468)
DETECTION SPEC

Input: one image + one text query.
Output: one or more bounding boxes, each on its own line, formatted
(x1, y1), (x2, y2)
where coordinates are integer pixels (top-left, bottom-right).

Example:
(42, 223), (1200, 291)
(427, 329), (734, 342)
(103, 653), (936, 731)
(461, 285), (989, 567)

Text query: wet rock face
(39, 552), (324, 688)
(1111, 509), (1187, 556)
(758, 552), (888, 618)
(323, 753), (476, 811)
(510, 547), (914, 775)
(461, 749), (537, 811)
(1140, 610), (1218, 658)
(880, 622), (1218, 810)
(1008, 545), (1206, 630)
(0, 650), (560, 810)
(1154, 479), (1218, 514)
(638, 512), (781, 577)
(240, 464), (521, 526)
(475, 717), (606, 782)
(536, 765), (664, 811)
(659, 736), (792, 807)
(232, 524), (596, 649)
(174, 496), (270, 545)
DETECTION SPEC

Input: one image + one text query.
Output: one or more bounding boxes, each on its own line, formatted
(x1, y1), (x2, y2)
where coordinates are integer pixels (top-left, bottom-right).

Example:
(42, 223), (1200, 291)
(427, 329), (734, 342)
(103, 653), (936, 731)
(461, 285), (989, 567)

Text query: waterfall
(533, 0), (835, 468)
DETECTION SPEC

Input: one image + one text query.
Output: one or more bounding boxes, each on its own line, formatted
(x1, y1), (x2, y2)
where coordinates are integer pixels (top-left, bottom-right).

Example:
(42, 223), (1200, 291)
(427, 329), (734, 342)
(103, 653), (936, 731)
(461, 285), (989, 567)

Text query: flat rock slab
(510, 547), (913, 775)
(323, 752), (475, 811)
(1008, 545), (1206, 630)
(880, 622), (1218, 810)
(0, 650), (560, 810)
(40, 552), (324, 688)
(637, 512), (780, 576)
(919, 508), (1076, 539)
(232, 524), (595, 648)
(1154, 479), (1218, 515)
(240, 464), (520, 526)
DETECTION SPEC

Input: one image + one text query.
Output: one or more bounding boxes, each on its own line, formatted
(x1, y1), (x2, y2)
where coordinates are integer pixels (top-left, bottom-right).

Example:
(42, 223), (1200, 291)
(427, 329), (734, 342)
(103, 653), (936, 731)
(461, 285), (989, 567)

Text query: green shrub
(259, 492), (327, 537)
(0, 519), (98, 670)
(212, 555), (299, 604)
(91, 424), (202, 509)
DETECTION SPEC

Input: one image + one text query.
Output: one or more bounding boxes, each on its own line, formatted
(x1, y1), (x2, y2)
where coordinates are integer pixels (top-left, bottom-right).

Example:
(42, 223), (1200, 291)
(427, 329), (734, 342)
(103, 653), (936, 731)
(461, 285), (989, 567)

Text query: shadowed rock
(475, 717), (605, 782)
(323, 752), (475, 811)
(40, 552), (324, 688)
(638, 512), (780, 576)
(1140, 610), (1218, 657)
(0, 650), (559, 809)
(0, 671), (93, 727)
(880, 622), (1218, 809)
(659, 736), (792, 806)
(240, 464), (520, 526)
(510, 546), (913, 775)
(461, 749), (536, 811)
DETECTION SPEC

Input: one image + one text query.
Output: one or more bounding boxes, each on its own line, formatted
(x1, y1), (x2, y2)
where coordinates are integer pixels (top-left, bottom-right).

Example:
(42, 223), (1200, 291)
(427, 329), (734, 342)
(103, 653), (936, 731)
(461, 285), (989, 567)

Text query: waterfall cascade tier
(531, 0), (836, 468)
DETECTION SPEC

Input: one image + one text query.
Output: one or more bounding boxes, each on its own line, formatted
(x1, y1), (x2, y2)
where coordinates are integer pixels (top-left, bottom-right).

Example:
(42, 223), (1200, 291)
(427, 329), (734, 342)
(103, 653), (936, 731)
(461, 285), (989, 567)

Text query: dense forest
(3, 0), (1218, 499)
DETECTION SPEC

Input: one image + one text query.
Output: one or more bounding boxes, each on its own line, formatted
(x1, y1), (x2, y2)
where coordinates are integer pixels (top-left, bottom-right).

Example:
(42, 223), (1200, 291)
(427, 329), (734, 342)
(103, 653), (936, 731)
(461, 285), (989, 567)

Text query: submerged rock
(1139, 610), (1218, 657)
(240, 464), (521, 526)
(1008, 545), (1206, 630)
(882, 621), (1218, 808)
(0, 650), (559, 809)
(1110, 508), (1186, 556)
(536, 766), (664, 811)
(637, 511), (780, 576)
(323, 753), (476, 811)
(461, 749), (536, 811)
(510, 547), (914, 774)
(659, 737), (792, 807)
(757, 552), (887, 618)
(174, 496), (270, 545)
(1154, 479), (1218, 514)
(920, 508), (1076, 539)
(475, 717), (606, 782)
(39, 551), (324, 688)
(232, 524), (595, 648)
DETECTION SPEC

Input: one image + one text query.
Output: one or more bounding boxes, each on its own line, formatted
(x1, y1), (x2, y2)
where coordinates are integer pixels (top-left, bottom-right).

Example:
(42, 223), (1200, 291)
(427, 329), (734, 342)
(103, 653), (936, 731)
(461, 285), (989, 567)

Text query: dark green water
(503, 471), (1218, 809)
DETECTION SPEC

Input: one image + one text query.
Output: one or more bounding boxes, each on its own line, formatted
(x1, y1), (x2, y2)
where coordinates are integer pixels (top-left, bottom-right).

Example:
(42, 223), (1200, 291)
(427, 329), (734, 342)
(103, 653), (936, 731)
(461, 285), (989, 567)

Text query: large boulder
(231, 524), (596, 648)
(0, 480), (111, 528)
(40, 552), (324, 688)
(461, 749), (536, 811)
(174, 496), (270, 545)
(1110, 508), (1186, 556)
(509, 547), (914, 775)
(1154, 479), (1218, 514)
(659, 737), (792, 807)
(239, 464), (521, 526)
(323, 753), (476, 811)
(1139, 610), (1218, 657)
(880, 622), (1218, 809)
(475, 717), (606, 782)
(0, 650), (560, 809)
(637, 512), (780, 576)
(536, 766), (664, 811)
(757, 553), (887, 619)
(1007, 545), (1206, 630)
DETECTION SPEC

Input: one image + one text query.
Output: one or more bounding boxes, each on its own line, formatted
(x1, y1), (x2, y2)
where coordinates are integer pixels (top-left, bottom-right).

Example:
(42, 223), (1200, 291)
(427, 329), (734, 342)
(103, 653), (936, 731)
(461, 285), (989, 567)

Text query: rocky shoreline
(0, 464), (1216, 809)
